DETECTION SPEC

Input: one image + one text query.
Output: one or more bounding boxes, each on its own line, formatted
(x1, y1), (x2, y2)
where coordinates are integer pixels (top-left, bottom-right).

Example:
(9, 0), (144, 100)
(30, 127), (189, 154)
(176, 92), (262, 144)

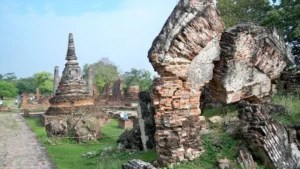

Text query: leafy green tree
(83, 58), (119, 94)
(122, 68), (153, 93)
(15, 77), (37, 94)
(262, 0), (300, 59)
(217, 0), (272, 28)
(33, 72), (53, 94)
(217, 0), (299, 61)
(0, 81), (18, 97)
(39, 80), (53, 94)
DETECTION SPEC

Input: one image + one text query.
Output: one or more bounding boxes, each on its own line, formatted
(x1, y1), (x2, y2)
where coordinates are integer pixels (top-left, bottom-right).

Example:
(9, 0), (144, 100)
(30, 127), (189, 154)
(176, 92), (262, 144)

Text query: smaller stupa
(46, 33), (93, 115)
(42, 33), (107, 141)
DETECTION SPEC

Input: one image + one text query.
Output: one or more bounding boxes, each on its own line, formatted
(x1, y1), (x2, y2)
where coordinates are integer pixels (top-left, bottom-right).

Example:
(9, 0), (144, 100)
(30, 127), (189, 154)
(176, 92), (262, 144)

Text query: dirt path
(0, 113), (57, 169)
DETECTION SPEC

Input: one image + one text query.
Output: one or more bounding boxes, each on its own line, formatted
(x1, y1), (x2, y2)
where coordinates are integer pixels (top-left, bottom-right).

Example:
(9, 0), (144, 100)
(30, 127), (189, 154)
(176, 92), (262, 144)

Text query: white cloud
(0, 0), (177, 77)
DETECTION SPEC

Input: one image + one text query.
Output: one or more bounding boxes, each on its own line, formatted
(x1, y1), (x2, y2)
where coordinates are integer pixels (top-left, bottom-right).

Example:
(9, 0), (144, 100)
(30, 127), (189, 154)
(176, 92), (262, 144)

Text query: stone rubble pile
(236, 148), (257, 169)
(122, 159), (155, 169)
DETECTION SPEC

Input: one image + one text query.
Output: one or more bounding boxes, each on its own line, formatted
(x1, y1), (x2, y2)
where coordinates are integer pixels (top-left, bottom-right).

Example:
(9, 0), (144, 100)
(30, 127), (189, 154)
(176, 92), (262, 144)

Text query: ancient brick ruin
(146, 0), (295, 167)
(238, 101), (300, 169)
(96, 80), (140, 107)
(210, 23), (293, 104)
(95, 80), (123, 106)
(43, 33), (108, 141)
(148, 0), (223, 166)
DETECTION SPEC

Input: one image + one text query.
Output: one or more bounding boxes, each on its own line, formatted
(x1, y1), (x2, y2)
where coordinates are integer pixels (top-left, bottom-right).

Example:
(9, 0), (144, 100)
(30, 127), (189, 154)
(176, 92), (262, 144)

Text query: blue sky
(0, 0), (177, 78)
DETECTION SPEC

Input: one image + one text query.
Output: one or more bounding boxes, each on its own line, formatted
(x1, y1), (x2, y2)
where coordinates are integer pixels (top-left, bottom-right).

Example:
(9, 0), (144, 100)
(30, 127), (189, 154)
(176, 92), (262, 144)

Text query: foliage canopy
(0, 80), (18, 97)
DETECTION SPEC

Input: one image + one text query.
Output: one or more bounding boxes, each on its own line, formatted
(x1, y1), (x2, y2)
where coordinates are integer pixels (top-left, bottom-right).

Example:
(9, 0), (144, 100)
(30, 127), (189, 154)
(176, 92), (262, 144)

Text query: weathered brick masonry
(148, 0), (223, 166)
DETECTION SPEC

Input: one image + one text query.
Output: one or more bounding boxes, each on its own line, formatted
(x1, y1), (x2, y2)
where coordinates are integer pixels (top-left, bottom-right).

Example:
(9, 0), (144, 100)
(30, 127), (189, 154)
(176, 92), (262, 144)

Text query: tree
(15, 77), (37, 94)
(262, 0), (300, 61)
(217, 0), (272, 28)
(122, 68), (153, 93)
(0, 81), (18, 97)
(83, 58), (120, 94)
(33, 72), (53, 94)
(0, 73), (17, 82)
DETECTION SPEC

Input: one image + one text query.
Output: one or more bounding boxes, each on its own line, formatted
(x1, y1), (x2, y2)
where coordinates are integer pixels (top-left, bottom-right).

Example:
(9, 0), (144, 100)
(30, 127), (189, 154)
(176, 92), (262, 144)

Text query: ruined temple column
(36, 88), (40, 101)
(53, 66), (59, 95)
(87, 67), (93, 96)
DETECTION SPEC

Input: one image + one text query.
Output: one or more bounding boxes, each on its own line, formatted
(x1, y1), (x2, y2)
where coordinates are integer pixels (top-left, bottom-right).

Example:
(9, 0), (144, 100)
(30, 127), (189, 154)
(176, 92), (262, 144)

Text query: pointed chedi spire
(66, 33), (78, 61)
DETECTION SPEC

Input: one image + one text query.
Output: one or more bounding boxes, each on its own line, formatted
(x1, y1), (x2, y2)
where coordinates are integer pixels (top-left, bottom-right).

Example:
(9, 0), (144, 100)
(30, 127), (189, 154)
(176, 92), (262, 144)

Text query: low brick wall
(118, 119), (133, 129)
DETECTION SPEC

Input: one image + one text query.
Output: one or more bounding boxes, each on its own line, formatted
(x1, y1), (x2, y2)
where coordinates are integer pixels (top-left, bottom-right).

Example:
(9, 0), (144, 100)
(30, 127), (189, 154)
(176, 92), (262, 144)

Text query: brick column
(36, 88), (40, 101)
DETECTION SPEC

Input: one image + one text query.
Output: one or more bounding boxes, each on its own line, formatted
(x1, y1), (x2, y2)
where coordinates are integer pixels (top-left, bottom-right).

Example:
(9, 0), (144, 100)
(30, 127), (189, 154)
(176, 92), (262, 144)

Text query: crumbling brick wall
(147, 0), (223, 166)
(20, 92), (50, 109)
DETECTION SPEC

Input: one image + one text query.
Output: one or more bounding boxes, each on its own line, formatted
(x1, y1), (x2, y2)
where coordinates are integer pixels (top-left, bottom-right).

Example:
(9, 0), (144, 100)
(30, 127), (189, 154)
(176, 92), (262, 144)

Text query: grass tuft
(171, 133), (239, 169)
(271, 92), (300, 125)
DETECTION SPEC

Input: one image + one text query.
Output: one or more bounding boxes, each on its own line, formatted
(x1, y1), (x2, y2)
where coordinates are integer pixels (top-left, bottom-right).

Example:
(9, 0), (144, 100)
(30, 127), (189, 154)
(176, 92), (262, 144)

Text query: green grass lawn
(25, 118), (157, 169)
(271, 93), (300, 125)
(3, 97), (15, 108)
(202, 104), (238, 118)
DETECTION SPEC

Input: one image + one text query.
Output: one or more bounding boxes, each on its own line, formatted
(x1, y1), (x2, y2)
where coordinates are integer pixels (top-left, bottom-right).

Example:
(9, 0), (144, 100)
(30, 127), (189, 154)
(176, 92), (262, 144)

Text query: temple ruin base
(42, 106), (110, 141)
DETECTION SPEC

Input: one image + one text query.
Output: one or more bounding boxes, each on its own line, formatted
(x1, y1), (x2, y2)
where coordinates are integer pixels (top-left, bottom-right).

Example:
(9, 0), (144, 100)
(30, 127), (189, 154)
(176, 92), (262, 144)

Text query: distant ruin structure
(95, 79), (140, 106)
(20, 91), (50, 110)
(112, 79), (123, 100)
